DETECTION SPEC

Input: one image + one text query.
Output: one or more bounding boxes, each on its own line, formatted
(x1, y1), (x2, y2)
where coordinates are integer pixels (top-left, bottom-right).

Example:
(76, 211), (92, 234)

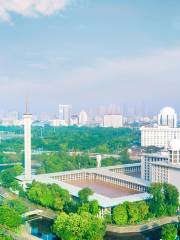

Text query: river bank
(106, 215), (179, 235)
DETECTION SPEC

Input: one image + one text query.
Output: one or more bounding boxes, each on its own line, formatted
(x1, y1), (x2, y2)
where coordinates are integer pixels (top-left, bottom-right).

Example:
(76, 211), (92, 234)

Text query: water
(29, 217), (162, 240)
(28, 217), (58, 240)
(105, 229), (161, 240)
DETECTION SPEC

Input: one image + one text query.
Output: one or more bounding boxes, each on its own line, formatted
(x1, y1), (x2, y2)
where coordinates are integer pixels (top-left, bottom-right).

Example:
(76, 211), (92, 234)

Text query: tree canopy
(53, 211), (106, 240)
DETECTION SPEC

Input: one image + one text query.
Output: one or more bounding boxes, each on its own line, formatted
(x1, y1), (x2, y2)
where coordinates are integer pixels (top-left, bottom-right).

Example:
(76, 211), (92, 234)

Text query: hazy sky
(0, 0), (180, 114)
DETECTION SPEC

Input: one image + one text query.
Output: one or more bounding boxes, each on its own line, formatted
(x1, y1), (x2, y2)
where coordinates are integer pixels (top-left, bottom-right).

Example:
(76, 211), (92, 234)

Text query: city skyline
(0, 1), (180, 113)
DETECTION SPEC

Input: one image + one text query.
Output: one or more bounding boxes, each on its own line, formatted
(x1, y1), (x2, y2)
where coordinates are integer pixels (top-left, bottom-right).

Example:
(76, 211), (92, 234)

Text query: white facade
(141, 152), (168, 181)
(140, 126), (180, 149)
(49, 119), (68, 127)
(158, 107), (177, 128)
(79, 110), (88, 126)
(103, 114), (123, 128)
(59, 105), (71, 125)
(24, 113), (32, 180)
(143, 139), (180, 194)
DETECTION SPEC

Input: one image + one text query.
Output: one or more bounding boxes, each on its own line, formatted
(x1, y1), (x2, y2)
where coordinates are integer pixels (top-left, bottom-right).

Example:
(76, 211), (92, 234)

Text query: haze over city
(0, 0), (180, 114)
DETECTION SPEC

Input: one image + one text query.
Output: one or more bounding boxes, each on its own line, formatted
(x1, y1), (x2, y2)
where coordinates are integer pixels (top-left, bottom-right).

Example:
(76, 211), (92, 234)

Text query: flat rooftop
(17, 163), (150, 208)
(66, 179), (139, 198)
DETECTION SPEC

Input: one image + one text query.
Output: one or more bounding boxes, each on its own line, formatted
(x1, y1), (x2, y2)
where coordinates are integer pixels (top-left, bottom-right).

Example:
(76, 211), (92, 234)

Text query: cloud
(62, 47), (180, 88)
(0, 0), (68, 22)
(1, 46), (180, 112)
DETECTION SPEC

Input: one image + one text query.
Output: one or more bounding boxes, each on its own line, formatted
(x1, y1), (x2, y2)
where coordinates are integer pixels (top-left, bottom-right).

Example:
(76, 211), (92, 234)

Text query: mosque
(18, 108), (180, 215)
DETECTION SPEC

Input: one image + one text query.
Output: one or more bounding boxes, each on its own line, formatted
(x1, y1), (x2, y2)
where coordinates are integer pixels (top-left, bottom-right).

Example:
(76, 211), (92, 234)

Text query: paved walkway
(107, 216), (179, 234)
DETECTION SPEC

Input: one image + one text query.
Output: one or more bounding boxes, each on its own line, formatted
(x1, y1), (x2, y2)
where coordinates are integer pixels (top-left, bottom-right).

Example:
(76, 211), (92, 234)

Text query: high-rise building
(70, 115), (79, 126)
(103, 114), (123, 128)
(59, 105), (71, 125)
(158, 107), (177, 128)
(79, 110), (88, 126)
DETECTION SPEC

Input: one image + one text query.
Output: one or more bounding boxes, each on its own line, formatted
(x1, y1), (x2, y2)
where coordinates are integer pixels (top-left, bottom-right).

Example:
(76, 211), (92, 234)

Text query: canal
(28, 217), (164, 240)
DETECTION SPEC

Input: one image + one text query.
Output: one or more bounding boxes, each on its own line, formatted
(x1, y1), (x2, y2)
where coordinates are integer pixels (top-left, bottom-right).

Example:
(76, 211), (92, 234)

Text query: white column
(24, 113), (32, 180)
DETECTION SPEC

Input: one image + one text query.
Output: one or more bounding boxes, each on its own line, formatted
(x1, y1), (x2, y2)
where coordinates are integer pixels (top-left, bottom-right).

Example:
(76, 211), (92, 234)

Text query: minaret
(24, 103), (32, 180)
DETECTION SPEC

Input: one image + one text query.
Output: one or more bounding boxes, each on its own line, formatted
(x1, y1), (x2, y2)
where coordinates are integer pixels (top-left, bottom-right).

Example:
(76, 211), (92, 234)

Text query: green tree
(78, 188), (93, 204)
(0, 230), (13, 240)
(126, 202), (140, 224)
(6, 199), (27, 215)
(53, 212), (106, 240)
(148, 183), (166, 217)
(137, 201), (149, 221)
(27, 181), (71, 211)
(163, 183), (179, 216)
(0, 166), (23, 188)
(0, 205), (22, 229)
(89, 200), (99, 215)
(161, 224), (177, 240)
(113, 203), (128, 225)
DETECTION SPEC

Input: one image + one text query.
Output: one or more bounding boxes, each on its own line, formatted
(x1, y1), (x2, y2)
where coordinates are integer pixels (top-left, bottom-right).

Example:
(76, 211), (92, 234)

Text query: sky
(0, 0), (180, 115)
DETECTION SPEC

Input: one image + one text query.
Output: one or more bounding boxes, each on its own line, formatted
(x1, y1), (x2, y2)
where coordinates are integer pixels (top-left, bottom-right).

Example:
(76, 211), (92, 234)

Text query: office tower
(79, 110), (88, 126)
(70, 115), (79, 126)
(103, 114), (123, 128)
(59, 105), (71, 125)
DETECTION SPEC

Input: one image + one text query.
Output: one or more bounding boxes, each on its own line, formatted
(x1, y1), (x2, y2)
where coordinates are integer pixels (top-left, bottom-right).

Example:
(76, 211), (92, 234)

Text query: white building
(59, 105), (71, 125)
(79, 110), (88, 126)
(141, 139), (180, 194)
(70, 115), (79, 126)
(141, 107), (179, 149)
(49, 119), (67, 127)
(103, 114), (123, 128)
(141, 152), (168, 181)
(141, 126), (180, 149)
(158, 107), (177, 128)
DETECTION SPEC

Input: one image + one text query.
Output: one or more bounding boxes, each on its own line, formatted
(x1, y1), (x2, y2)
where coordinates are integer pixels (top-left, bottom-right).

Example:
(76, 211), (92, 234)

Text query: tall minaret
(24, 104), (32, 180)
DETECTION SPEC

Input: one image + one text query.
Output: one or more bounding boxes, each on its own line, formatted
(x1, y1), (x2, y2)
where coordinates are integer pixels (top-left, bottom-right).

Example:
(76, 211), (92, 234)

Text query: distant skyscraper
(70, 115), (79, 126)
(79, 110), (88, 126)
(59, 105), (71, 125)
(103, 114), (123, 128)
(158, 107), (177, 128)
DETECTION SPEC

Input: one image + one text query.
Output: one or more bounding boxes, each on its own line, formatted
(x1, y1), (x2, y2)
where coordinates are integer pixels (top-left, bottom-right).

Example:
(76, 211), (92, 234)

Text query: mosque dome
(158, 107), (177, 128)
(159, 107), (176, 116)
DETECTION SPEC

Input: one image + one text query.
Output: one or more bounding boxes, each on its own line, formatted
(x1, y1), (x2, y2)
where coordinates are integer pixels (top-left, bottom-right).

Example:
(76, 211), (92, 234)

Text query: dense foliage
(0, 205), (22, 229)
(148, 183), (179, 217)
(113, 183), (179, 226)
(53, 211), (106, 240)
(0, 165), (23, 189)
(0, 125), (139, 154)
(161, 224), (177, 240)
(113, 201), (149, 225)
(0, 230), (13, 240)
(27, 181), (71, 211)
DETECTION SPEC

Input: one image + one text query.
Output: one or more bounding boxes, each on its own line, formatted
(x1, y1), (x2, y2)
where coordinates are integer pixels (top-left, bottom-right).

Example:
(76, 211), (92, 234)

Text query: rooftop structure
(18, 164), (149, 213)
